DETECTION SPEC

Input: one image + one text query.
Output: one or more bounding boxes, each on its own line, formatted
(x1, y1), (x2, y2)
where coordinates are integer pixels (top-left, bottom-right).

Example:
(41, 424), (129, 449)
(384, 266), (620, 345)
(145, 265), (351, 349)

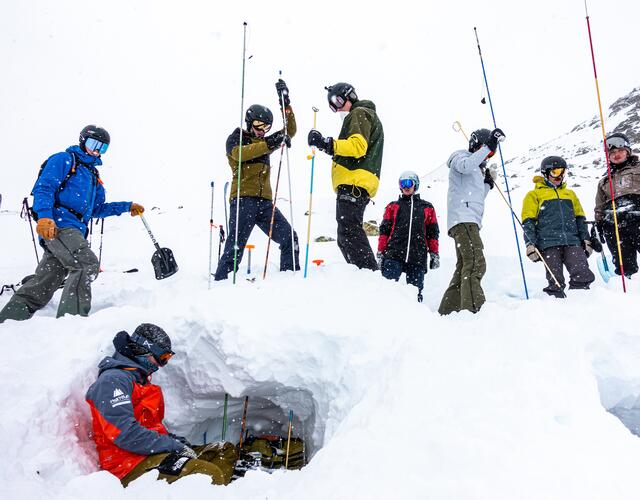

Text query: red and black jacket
(378, 194), (439, 268)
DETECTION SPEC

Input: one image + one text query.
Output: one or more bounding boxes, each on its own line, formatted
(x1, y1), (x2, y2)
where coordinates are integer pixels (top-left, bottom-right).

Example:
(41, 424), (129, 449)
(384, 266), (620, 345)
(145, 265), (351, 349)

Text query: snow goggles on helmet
(548, 167), (566, 178)
(131, 333), (175, 366)
(606, 136), (630, 151)
(85, 137), (109, 155)
(399, 179), (415, 189)
(329, 94), (346, 112)
(252, 120), (272, 132)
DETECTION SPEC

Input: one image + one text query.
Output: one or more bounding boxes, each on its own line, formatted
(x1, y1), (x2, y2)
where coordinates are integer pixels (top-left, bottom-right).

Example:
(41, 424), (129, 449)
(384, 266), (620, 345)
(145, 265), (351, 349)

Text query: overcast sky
(1, 0), (639, 204)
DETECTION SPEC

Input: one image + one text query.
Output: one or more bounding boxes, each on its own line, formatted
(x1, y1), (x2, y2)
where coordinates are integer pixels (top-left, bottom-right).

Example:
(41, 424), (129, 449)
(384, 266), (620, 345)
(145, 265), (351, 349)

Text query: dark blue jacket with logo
(32, 145), (132, 235)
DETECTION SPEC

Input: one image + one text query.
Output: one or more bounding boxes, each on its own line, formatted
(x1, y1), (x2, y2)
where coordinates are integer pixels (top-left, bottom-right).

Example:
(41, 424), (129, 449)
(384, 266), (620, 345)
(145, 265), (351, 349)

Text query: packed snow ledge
(1, 262), (640, 499)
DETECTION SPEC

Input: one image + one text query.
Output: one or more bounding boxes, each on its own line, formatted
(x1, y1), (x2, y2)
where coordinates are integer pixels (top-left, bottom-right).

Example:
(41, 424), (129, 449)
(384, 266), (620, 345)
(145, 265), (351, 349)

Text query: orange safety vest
(86, 375), (169, 479)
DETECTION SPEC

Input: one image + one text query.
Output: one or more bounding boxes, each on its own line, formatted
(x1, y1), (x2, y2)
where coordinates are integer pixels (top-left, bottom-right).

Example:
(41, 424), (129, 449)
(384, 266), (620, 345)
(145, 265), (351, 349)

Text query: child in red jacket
(378, 171), (440, 302)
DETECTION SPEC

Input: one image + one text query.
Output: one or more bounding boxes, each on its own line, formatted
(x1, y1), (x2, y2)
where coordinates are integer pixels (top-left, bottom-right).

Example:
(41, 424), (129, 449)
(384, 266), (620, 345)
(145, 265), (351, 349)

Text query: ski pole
(221, 393), (229, 441)
(453, 122), (563, 290)
(21, 198), (40, 265)
(262, 143), (286, 279)
(304, 107), (319, 278)
(224, 181), (230, 230)
(232, 22), (248, 285)
(474, 27), (530, 300)
(452, 121), (469, 141)
(209, 180), (215, 289)
(98, 219), (105, 272)
(583, 1), (626, 292)
(239, 396), (249, 450)
(285, 409), (293, 469)
(279, 70), (297, 275)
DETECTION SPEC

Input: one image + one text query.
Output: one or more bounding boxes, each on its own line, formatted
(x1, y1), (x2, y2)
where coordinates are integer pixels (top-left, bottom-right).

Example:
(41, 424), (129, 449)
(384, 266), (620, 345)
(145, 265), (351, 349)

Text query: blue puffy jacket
(32, 145), (132, 235)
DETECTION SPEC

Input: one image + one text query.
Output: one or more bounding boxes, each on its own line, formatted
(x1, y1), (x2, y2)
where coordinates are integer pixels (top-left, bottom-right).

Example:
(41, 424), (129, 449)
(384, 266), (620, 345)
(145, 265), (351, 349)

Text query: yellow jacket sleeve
(334, 134), (368, 159)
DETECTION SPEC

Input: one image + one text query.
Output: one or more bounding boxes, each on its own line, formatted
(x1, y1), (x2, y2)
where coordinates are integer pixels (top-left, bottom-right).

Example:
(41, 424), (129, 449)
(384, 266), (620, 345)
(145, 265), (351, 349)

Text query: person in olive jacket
(214, 79), (299, 281)
(308, 82), (383, 271)
(522, 156), (595, 297)
(594, 132), (640, 277)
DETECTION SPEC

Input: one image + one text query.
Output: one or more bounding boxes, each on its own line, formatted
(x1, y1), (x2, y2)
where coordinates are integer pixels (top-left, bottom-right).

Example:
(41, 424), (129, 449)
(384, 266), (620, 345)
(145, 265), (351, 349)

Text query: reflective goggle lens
(549, 167), (565, 178)
(159, 351), (174, 365)
(252, 120), (272, 132)
(399, 179), (415, 189)
(329, 94), (345, 112)
(606, 136), (629, 151)
(85, 137), (109, 154)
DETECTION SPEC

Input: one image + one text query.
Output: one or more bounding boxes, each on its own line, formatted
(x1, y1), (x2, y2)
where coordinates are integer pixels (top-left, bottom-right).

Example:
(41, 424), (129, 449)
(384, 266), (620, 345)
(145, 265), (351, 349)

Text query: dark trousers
(602, 222), (640, 277)
(335, 185), (377, 271)
(381, 258), (425, 290)
(214, 197), (299, 280)
(540, 245), (595, 297)
(438, 223), (486, 315)
(0, 228), (99, 322)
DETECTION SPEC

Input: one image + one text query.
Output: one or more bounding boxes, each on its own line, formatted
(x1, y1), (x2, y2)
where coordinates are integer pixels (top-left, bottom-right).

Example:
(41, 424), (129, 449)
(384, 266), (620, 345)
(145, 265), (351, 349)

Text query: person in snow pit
(214, 78), (300, 280)
(594, 132), (640, 277)
(0, 125), (144, 323)
(307, 82), (384, 271)
(522, 156), (595, 297)
(86, 323), (237, 487)
(438, 127), (502, 315)
(377, 170), (440, 303)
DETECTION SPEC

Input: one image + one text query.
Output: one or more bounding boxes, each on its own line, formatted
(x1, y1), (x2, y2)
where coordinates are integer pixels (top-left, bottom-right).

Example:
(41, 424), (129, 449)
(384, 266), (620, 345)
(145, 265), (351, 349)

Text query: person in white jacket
(438, 127), (503, 315)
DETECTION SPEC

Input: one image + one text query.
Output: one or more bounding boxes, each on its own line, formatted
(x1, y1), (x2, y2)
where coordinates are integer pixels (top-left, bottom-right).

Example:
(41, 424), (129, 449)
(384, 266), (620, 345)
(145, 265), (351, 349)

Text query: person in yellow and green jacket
(307, 82), (383, 271)
(521, 156), (595, 298)
(214, 79), (299, 281)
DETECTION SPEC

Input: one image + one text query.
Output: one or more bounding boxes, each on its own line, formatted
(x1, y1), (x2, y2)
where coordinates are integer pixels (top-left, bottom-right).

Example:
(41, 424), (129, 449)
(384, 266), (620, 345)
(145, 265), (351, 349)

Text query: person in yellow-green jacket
(214, 79), (299, 281)
(521, 156), (595, 298)
(308, 83), (383, 271)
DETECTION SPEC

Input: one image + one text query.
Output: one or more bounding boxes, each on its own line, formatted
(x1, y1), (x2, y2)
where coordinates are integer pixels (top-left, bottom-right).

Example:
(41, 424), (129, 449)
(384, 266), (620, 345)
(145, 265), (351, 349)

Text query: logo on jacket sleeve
(110, 388), (131, 408)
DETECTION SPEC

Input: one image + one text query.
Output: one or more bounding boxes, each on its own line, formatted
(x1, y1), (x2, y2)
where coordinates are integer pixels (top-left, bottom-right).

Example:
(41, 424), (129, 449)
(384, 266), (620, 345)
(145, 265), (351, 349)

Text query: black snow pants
(335, 185), (377, 271)
(214, 197), (299, 281)
(602, 221), (640, 277)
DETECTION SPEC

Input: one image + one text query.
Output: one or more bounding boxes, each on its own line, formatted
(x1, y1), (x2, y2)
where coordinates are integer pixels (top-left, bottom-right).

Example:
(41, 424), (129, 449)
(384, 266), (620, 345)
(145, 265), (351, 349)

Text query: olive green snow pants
(0, 228), (99, 323)
(438, 223), (486, 315)
(121, 443), (237, 487)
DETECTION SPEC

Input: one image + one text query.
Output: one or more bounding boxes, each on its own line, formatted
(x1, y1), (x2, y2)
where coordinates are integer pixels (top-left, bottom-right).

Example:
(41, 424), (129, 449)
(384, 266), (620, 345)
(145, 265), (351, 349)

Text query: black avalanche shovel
(140, 215), (178, 280)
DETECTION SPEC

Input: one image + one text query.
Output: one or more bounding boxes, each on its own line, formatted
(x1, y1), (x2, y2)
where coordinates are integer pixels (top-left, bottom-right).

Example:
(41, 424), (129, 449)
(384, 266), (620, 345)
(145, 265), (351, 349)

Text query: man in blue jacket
(438, 127), (503, 315)
(0, 125), (144, 323)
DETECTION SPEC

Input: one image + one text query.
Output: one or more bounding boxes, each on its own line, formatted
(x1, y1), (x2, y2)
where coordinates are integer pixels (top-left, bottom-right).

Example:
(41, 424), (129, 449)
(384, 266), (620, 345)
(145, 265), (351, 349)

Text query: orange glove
(36, 218), (58, 240)
(130, 203), (145, 216)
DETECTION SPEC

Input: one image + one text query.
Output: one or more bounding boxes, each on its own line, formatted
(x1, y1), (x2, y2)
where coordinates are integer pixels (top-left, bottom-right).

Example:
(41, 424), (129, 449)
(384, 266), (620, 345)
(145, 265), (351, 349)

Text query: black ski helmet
(468, 129), (492, 152)
(130, 323), (174, 366)
(245, 105), (273, 131)
(540, 156), (567, 179)
(606, 132), (632, 154)
(79, 125), (110, 148)
(325, 82), (358, 112)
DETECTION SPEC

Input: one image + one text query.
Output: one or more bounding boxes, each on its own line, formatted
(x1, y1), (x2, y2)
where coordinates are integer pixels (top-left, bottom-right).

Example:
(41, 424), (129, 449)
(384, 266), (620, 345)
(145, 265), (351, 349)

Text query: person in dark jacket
(308, 82), (383, 271)
(86, 324), (236, 487)
(215, 79), (299, 280)
(594, 132), (640, 277)
(0, 125), (143, 323)
(377, 171), (439, 302)
(522, 156), (595, 297)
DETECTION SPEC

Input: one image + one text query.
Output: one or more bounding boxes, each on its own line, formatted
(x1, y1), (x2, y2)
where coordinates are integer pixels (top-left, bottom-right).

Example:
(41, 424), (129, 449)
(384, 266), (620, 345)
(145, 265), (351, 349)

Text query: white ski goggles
(329, 94), (346, 112)
(606, 136), (630, 151)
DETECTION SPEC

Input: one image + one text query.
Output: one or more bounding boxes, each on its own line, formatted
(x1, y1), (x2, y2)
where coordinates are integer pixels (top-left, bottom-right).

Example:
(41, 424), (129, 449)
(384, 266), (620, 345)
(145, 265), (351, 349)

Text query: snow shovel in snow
(140, 215), (178, 280)
(597, 252), (614, 283)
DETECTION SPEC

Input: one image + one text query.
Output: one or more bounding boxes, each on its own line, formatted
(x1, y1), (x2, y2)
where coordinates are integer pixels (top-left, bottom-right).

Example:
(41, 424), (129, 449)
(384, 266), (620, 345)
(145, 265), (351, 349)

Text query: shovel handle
(140, 215), (159, 247)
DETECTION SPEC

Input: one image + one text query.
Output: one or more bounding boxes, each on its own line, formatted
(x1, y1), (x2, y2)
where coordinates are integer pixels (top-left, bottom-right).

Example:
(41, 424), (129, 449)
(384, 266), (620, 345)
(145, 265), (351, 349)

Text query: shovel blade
(151, 247), (178, 280)
(597, 254), (613, 283)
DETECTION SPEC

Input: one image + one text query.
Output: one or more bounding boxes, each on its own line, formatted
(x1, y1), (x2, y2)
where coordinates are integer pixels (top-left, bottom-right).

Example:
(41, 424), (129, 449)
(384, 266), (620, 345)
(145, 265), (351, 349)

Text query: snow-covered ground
(3, 1), (640, 499)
